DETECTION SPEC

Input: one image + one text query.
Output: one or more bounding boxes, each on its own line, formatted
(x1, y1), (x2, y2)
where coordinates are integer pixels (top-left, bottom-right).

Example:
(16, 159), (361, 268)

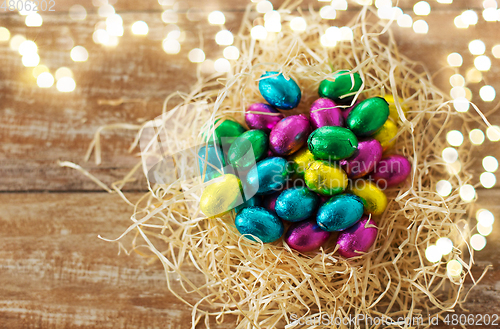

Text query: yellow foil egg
(200, 174), (243, 217)
(350, 180), (388, 215)
(304, 160), (348, 196)
(288, 147), (315, 177)
(383, 94), (408, 121)
(373, 119), (398, 151)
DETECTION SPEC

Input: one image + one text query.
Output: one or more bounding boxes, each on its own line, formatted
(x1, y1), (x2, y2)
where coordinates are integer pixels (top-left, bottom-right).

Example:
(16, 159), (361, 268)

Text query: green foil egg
(235, 206), (284, 243)
(204, 119), (246, 145)
(307, 126), (358, 160)
(318, 70), (362, 104)
(346, 97), (390, 137)
(200, 174), (243, 217)
(228, 130), (268, 169)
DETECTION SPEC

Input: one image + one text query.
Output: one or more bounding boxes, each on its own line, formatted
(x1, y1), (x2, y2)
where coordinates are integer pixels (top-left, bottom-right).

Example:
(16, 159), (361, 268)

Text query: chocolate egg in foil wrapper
(309, 98), (344, 129)
(337, 216), (378, 258)
(245, 103), (284, 132)
(285, 219), (331, 252)
(235, 206), (284, 243)
(275, 187), (319, 222)
(340, 138), (383, 179)
(316, 193), (364, 232)
(259, 71), (301, 110)
(270, 114), (311, 156)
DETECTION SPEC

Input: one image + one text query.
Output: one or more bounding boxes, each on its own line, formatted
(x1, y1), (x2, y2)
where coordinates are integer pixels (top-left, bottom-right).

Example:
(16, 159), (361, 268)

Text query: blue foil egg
(246, 157), (290, 195)
(316, 193), (364, 232)
(198, 143), (226, 182)
(258, 71), (301, 110)
(234, 195), (262, 214)
(235, 206), (284, 243)
(275, 187), (319, 222)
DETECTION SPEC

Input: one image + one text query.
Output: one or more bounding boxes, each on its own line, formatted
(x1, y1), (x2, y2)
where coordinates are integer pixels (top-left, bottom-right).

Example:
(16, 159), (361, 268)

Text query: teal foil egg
(235, 206), (284, 243)
(235, 195), (262, 214)
(316, 193), (364, 232)
(308, 126), (358, 160)
(198, 143), (226, 182)
(228, 129), (268, 169)
(259, 71), (301, 110)
(275, 187), (319, 222)
(346, 97), (390, 137)
(246, 157), (289, 195)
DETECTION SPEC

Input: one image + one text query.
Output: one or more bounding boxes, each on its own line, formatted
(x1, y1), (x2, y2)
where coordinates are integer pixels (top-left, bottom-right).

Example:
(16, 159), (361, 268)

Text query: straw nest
(63, 2), (493, 328)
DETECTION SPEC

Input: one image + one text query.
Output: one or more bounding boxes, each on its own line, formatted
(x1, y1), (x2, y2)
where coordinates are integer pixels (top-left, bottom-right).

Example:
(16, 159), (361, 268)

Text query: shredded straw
(65, 3), (492, 328)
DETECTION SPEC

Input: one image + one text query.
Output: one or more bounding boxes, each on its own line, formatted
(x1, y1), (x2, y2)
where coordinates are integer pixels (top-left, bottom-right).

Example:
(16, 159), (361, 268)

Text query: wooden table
(1, 0), (500, 327)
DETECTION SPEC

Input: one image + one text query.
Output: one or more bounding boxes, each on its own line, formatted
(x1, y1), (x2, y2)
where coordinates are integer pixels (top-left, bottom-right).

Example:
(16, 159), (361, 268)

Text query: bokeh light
(459, 184), (475, 202)
(0, 27), (10, 42)
(474, 55), (491, 71)
(469, 39), (486, 55)
(256, 1), (273, 13)
(339, 27), (354, 41)
(486, 125), (500, 141)
(320, 6), (337, 19)
(436, 180), (452, 197)
(466, 68), (482, 83)
(461, 10), (478, 25)
(413, 1), (431, 16)
(208, 11), (225, 25)
(492, 45), (500, 58)
(162, 38), (181, 54)
(446, 130), (464, 146)
(397, 14), (413, 27)
(479, 85), (496, 101)
(56, 77), (76, 92)
(188, 48), (205, 63)
(18, 40), (37, 56)
(449, 74), (465, 87)
(447, 53), (463, 67)
(37, 72), (54, 88)
(483, 156), (499, 172)
(442, 147), (458, 163)
(214, 58), (230, 73)
(26, 13), (43, 27)
(32, 65), (49, 78)
(469, 129), (485, 145)
(55, 67), (73, 80)
(477, 209), (495, 226)
(223, 46), (240, 60)
(69, 5), (87, 21)
(482, 8), (497, 21)
(290, 17), (307, 32)
(70, 46), (89, 62)
(22, 53), (40, 67)
(477, 223), (493, 236)
(454, 16), (468, 28)
(453, 97), (469, 112)
(450, 86), (466, 99)
(480, 172), (496, 188)
(251, 25), (268, 40)
(425, 245), (442, 263)
(446, 260), (463, 277)
(470, 234), (486, 251)
(413, 20), (429, 34)
(131, 21), (148, 35)
(98, 4), (115, 18)
(436, 237), (453, 255)
(215, 30), (234, 46)
(161, 10), (178, 24)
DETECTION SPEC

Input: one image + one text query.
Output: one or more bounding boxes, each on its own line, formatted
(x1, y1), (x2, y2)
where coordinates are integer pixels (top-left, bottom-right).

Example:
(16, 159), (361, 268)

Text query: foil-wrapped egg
(337, 216), (378, 258)
(316, 193), (364, 231)
(340, 100), (360, 120)
(308, 126), (358, 160)
(346, 97), (389, 137)
(204, 118), (246, 145)
(340, 139), (383, 179)
(198, 142), (226, 182)
(228, 129), (268, 169)
(373, 119), (398, 151)
(288, 147), (315, 177)
(246, 157), (290, 195)
(350, 180), (388, 216)
(245, 103), (284, 132)
(235, 195), (262, 214)
(200, 174), (243, 217)
(309, 98), (344, 129)
(305, 160), (348, 196)
(263, 190), (282, 213)
(275, 187), (319, 222)
(285, 219), (331, 252)
(259, 71), (301, 110)
(318, 70), (363, 105)
(372, 154), (411, 187)
(269, 114), (311, 156)
(383, 94), (408, 122)
(235, 206), (284, 243)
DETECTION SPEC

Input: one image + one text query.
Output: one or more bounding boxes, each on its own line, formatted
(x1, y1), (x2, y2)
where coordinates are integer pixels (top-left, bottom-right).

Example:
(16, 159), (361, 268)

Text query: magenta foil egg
(340, 139), (383, 179)
(341, 100), (360, 121)
(371, 154), (411, 188)
(285, 219), (331, 252)
(309, 98), (344, 129)
(337, 216), (378, 258)
(269, 114), (311, 156)
(245, 103), (284, 132)
(263, 191), (282, 213)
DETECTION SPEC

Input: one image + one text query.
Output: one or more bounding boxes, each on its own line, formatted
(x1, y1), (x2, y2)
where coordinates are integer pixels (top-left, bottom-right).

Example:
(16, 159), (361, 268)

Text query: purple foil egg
(340, 139), (383, 179)
(263, 191), (282, 213)
(371, 154), (411, 188)
(285, 219), (331, 252)
(341, 100), (360, 121)
(310, 98), (344, 129)
(245, 103), (284, 132)
(337, 216), (378, 258)
(269, 114), (311, 156)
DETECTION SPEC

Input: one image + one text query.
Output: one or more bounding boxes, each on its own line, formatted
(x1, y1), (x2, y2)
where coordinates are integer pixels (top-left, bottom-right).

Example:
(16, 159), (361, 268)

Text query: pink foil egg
(341, 100), (360, 121)
(245, 103), (284, 132)
(337, 216), (378, 258)
(285, 219), (331, 252)
(371, 154), (411, 188)
(340, 139), (383, 179)
(310, 98), (344, 129)
(269, 114), (311, 156)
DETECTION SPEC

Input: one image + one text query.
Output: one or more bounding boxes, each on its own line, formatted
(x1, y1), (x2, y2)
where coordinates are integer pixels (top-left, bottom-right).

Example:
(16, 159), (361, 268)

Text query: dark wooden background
(1, 0), (500, 328)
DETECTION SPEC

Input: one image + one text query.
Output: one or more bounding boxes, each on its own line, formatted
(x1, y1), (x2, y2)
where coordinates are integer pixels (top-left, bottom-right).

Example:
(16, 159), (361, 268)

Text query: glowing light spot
(453, 97), (469, 112)
(32, 65), (49, 78)
(290, 17), (307, 32)
(436, 180), (452, 197)
(70, 46), (89, 62)
(69, 5), (87, 21)
(56, 77), (76, 92)
(93, 29), (110, 45)
(466, 68), (482, 83)
(486, 125), (500, 141)
(265, 16), (281, 33)
(158, 0), (174, 5)
(0, 27), (10, 42)
(161, 10), (178, 24)
(461, 10), (478, 25)
(325, 26), (342, 42)
(470, 234), (486, 251)
(106, 14), (124, 36)
(37, 72), (54, 88)
(450, 86), (466, 99)
(162, 38), (181, 54)
(412, 20), (429, 33)
(55, 67), (73, 80)
(208, 11), (225, 25)
(447, 260), (463, 277)
(449, 74), (465, 87)
(437, 0), (453, 3)
(446, 160), (461, 175)
(414, 1), (431, 16)
(375, 0), (392, 8)
(477, 223), (493, 236)
(480, 172), (496, 188)
(188, 48), (205, 63)
(447, 53), (462, 67)
(477, 209), (495, 226)
(98, 4), (115, 17)
(22, 53), (40, 67)
(474, 55), (491, 71)
(251, 25), (268, 40)
(442, 147), (458, 163)
(18, 40), (37, 55)
(480, 85), (495, 101)
(339, 27), (354, 41)
(425, 245), (442, 263)
(223, 46), (239, 60)
(320, 6), (337, 19)
(320, 34), (337, 48)
(483, 8), (498, 21)
(469, 40), (486, 55)
(437, 237), (454, 255)
(200, 59), (214, 74)
(493, 45), (500, 58)
(465, 87), (473, 101)
(131, 21), (148, 35)
(25, 13), (43, 27)
(331, 0), (348, 10)
(256, 1), (273, 13)
(214, 58), (230, 73)
(454, 16), (468, 28)
(446, 130), (464, 147)
(469, 129), (485, 145)
(459, 184), (475, 202)
(215, 30), (234, 46)
(482, 156), (498, 172)
(397, 14), (413, 27)
(483, 0), (498, 9)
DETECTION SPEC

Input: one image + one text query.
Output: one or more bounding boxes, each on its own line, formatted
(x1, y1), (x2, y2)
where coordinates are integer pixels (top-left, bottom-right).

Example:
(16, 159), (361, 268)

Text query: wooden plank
(0, 190), (499, 328)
